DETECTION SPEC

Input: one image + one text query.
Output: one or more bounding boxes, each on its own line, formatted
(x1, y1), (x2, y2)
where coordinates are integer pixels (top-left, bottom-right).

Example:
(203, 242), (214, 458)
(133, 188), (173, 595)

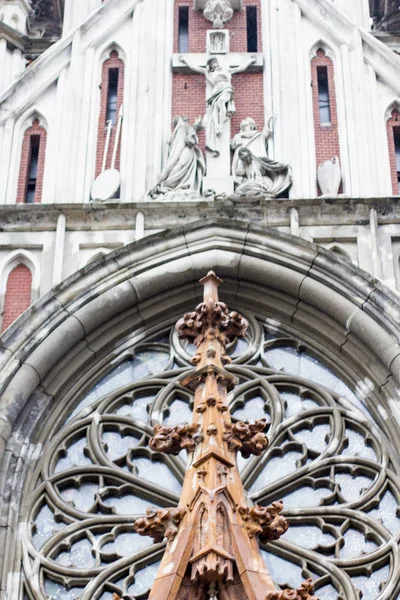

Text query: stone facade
(1, 1), (400, 598)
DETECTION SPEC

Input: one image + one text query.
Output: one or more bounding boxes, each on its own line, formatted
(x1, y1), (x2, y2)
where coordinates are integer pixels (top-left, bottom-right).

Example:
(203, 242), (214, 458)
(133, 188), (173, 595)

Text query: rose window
(22, 315), (400, 600)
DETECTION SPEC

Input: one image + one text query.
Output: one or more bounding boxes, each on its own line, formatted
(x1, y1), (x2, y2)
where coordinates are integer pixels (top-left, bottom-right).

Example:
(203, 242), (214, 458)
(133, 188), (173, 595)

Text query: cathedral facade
(1, 1), (400, 599)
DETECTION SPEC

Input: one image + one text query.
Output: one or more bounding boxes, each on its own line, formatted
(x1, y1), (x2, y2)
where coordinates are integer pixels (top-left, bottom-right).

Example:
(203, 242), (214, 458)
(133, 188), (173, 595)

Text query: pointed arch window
(96, 50), (125, 178)
(311, 49), (341, 195)
(1, 263), (32, 331)
(386, 108), (400, 194)
(16, 118), (47, 204)
(21, 316), (400, 599)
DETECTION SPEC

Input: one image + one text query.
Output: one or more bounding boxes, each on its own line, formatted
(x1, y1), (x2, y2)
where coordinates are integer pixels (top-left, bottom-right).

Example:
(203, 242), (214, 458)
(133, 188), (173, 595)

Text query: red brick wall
(16, 119), (47, 204)
(95, 51), (125, 177)
(173, 0), (262, 54)
(311, 49), (341, 196)
(1, 264), (32, 332)
(386, 109), (400, 195)
(172, 0), (264, 146)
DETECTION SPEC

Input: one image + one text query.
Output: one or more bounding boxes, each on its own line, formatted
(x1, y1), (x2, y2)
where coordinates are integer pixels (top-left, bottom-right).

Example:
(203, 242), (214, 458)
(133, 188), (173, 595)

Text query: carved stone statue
(203, 0), (234, 28)
(265, 578), (318, 600)
(231, 117), (292, 197)
(179, 55), (256, 156)
(149, 116), (205, 198)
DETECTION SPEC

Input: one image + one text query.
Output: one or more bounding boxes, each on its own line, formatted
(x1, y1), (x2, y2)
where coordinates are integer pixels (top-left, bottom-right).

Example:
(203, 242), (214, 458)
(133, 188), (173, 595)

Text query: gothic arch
(1, 219), (400, 597)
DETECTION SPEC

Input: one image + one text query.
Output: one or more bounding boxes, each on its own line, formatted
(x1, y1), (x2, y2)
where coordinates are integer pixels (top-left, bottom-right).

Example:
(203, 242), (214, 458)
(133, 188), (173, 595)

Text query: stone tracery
(20, 300), (400, 599)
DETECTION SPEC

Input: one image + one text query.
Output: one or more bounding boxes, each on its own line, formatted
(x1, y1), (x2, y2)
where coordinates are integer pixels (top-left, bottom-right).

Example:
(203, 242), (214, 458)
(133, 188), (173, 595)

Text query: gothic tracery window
(22, 314), (400, 600)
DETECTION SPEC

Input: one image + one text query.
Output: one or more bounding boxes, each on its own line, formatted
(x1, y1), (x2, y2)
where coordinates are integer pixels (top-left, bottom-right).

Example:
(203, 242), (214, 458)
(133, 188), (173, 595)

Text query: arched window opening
(311, 48), (341, 196)
(16, 118), (47, 204)
(21, 316), (400, 600)
(1, 263), (32, 331)
(386, 108), (400, 195)
(95, 50), (125, 177)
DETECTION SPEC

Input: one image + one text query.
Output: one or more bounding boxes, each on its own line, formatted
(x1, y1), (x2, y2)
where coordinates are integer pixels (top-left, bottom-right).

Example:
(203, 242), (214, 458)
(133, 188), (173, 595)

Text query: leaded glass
(22, 317), (400, 600)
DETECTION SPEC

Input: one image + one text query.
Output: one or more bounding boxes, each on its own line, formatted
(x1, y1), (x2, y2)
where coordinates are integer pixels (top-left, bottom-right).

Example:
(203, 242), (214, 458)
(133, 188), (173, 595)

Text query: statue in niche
(231, 117), (292, 197)
(149, 116), (205, 198)
(179, 55), (256, 156)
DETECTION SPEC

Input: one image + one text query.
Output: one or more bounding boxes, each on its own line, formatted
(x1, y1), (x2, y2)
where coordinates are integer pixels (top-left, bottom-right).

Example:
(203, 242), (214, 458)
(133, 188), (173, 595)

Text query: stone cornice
(0, 196), (399, 230)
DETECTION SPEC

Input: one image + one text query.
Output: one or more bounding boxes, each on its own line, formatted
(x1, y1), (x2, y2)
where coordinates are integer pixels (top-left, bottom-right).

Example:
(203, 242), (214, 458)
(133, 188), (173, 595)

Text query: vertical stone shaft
(142, 272), (279, 599)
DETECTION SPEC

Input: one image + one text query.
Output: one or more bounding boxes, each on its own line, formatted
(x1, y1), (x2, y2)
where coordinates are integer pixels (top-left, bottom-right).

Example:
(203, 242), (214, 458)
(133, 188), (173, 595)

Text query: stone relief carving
(203, 0), (234, 28)
(223, 419), (268, 457)
(203, 0), (233, 29)
(265, 578), (318, 600)
(239, 501), (288, 542)
(149, 423), (201, 454)
(134, 507), (186, 543)
(179, 56), (256, 156)
(149, 116), (205, 199)
(231, 116), (292, 197)
(317, 156), (341, 197)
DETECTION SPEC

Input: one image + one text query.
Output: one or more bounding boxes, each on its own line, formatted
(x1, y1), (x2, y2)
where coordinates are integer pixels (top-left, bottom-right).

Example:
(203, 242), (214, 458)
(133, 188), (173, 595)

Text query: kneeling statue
(231, 117), (292, 198)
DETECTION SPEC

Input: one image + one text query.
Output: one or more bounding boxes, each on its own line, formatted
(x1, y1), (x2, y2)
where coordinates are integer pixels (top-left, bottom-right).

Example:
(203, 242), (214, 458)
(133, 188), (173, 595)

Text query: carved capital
(239, 501), (288, 543)
(149, 423), (200, 455)
(265, 579), (318, 600)
(223, 419), (268, 458)
(203, 0), (234, 28)
(134, 507), (186, 543)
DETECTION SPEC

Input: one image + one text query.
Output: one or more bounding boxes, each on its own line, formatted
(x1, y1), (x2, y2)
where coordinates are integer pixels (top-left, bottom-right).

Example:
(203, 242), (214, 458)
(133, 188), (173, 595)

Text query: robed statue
(149, 116), (205, 198)
(179, 55), (256, 156)
(231, 117), (292, 197)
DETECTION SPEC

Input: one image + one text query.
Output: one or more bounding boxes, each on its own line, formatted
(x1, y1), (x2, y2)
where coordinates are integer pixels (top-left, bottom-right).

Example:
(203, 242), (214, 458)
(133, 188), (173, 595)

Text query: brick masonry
(172, 0), (264, 151)
(386, 109), (400, 195)
(95, 50), (125, 178)
(2, 264), (32, 331)
(16, 118), (47, 204)
(311, 49), (341, 196)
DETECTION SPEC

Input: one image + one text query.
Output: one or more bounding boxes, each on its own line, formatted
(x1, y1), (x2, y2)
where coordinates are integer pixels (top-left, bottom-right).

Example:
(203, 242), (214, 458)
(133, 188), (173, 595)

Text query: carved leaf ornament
(21, 315), (400, 599)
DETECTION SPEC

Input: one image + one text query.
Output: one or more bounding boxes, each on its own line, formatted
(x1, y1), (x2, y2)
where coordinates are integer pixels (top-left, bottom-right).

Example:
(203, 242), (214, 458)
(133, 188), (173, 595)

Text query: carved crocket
(239, 501), (288, 543)
(223, 419), (268, 458)
(134, 507), (186, 543)
(265, 579), (318, 600)
(149, 423), (200, 454)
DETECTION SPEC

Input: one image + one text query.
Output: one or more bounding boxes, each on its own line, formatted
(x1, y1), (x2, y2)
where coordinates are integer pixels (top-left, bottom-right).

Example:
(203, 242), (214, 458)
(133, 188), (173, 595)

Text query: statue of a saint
(149, 116), (205, 198)
(231, 117), (292, 197)
(179, 55), (256, 156)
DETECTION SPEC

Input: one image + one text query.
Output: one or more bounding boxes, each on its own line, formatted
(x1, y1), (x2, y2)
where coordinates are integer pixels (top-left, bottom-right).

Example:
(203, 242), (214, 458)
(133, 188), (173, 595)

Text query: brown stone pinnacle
(134, 272), (318, 600)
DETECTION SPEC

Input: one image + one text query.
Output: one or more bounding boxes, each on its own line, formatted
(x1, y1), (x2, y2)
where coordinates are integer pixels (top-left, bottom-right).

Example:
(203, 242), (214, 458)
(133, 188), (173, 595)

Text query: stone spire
(134, 272), (318, 600)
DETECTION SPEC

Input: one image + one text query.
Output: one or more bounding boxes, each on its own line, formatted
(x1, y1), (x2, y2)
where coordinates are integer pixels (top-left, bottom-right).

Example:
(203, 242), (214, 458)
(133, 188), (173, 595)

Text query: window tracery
(22, 315), (400, 600)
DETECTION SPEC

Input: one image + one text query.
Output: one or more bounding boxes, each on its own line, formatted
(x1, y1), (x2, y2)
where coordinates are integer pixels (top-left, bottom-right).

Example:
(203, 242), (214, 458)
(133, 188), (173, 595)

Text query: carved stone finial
(203, 0), (234, 28)
(176, 302), (248, 348)
(265, 579), (319, 600)
(134, 507), (186, 543)
(223, 419), (268, 458)
(239, 501), (288, 543)
(149, 423), (200, 454)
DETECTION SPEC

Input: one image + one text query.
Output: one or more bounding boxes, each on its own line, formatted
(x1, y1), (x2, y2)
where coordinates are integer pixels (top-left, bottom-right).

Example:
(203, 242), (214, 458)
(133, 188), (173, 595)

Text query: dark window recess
(178, 6), (189, 53)
(246, 6), (258, 52)
(393, 127), (400, 193)
(317, 66), (331, 124)
(25, 135), (40, 204)
(106, 68), (119, 125)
